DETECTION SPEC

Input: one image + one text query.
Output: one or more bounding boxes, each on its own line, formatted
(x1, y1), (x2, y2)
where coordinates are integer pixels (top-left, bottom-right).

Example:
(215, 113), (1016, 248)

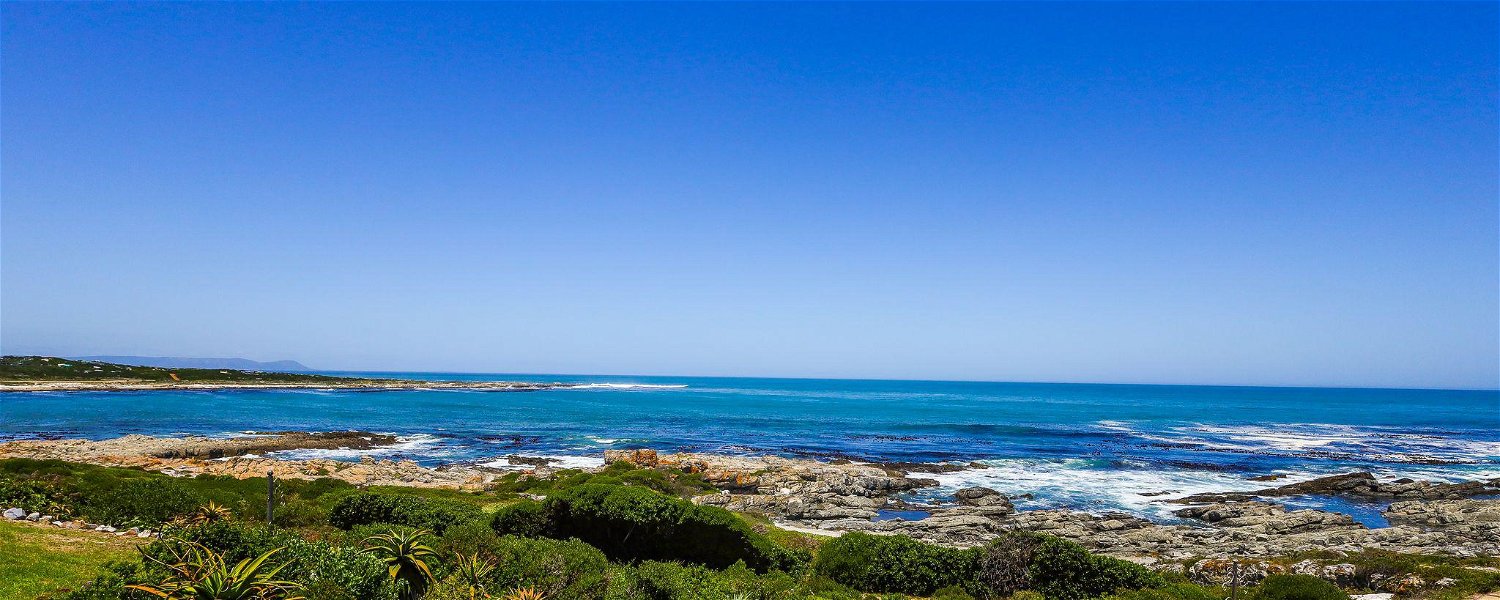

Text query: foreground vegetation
(2, 457), (1496, 600)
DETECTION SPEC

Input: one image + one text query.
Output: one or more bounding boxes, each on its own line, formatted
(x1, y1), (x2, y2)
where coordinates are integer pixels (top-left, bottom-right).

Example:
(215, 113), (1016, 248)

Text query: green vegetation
(492, 483), (809, 573)
(1250, 575), (1349, 600)
(0, 519), (141, 599)
(1027, 537), (1162, 600)
(488, 460), (717, 499)
(127, 543), (304, 599)
(4, 456), (1489, 600)
(365, 529), (441, 600)
(330, 493), (486, 536)
(0, 355), (381, 385)
(813, 532), (979, 596)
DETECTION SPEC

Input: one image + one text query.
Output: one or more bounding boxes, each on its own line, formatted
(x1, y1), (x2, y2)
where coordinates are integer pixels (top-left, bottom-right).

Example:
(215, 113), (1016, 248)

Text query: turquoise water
(3, 374), (1496, 524)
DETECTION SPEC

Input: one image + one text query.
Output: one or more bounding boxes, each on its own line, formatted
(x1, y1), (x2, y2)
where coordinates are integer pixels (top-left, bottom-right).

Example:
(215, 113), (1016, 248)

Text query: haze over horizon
(3, 3), (1497, 389)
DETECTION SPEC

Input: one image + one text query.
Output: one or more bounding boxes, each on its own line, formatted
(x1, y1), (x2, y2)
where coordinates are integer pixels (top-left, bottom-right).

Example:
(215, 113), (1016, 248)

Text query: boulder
(2, 508), (24, 520)
(603, 449), (659, 468)
(954, 486), (1012, 510)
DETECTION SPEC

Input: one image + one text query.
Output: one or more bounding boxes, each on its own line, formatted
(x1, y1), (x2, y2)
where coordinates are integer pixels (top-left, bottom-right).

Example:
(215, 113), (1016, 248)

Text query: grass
(0, 519), (142, 600)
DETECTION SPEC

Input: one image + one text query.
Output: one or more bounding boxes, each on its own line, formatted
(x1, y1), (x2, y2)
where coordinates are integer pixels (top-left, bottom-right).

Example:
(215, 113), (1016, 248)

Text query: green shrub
(1028, 537), (1163, 600)
(935, 585), (979, 600)
(534, 483), (807, 573)
(483, 535), (611, 599)
(54, 561), (150, 600)
(0, 474), (75, 517)
(436, 518), (500, 557)
(327, 492), (483, 535)
(0, 458), (361, 527)
(1105, 583), (1222, 600)
(802, 574), (865, 600)
(812, 532), (980, 596)
(1251, 575), (1348, 600)
(154, 521), (397, 600)
(488, 462), (716, 499)
(607, 560), (804, 600)
(84, 478), (203, 526)
(489, 499), (553, 538)
(974, 531), (1047, 598)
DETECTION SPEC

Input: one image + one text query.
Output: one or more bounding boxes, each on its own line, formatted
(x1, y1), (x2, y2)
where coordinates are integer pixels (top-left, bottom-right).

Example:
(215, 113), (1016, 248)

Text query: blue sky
(2, 3), (1496, 389)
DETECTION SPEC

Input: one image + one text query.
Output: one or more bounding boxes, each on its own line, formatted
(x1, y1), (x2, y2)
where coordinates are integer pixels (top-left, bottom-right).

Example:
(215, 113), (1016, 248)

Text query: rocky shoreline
(604, 450), (1500, 558)
(2, 434), (1497, 560)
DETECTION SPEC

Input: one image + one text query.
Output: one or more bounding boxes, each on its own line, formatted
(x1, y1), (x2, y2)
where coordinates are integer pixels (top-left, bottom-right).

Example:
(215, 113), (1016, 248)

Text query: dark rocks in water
(954, 486), (1006, 505)
(1138, 490), (1178, 497)
(1173, 501), (1360, 534)
(1248, 474), (1288, 482)
(1173, 472), (1500, 504)
(954, 487), (1016, 515)
(1266, 472), (1383, 496)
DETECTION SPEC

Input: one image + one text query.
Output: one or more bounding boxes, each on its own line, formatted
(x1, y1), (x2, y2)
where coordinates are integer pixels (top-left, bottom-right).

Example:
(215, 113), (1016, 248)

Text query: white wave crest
(568, 383), (687, 390)
(919, 458), (1266, 520)
(1096, 420), (1500, 465)
(268, 434), (448, 461)
(480, 454), (605, 470)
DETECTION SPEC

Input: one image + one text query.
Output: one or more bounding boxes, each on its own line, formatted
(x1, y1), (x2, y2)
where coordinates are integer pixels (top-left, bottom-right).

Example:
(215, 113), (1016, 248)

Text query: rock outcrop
(1174, 472), (1500, 504)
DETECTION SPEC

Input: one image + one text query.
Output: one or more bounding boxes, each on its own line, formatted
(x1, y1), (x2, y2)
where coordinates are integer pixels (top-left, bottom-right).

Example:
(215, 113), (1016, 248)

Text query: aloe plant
(128, 542), (302, 599)
(449, 552), (496, 599)
(365, 529), (439, 600)
(187, 501), (233, 525)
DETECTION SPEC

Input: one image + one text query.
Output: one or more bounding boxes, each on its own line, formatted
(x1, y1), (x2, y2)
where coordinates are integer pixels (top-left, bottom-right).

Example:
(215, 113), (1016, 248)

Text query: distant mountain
(74, 356), (313, 373)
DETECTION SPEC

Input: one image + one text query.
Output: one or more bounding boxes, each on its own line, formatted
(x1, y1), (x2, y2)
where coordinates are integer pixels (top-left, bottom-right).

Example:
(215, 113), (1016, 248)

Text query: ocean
(3, 374), (1497, 526)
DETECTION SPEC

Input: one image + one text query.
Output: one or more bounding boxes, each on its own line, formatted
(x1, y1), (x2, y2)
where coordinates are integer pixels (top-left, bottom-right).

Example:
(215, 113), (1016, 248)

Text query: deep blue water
(3, 374), (1496, 524)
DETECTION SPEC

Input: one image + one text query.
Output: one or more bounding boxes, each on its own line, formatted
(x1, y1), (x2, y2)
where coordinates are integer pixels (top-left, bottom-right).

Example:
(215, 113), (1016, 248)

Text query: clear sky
(2, 2), (1496, 389)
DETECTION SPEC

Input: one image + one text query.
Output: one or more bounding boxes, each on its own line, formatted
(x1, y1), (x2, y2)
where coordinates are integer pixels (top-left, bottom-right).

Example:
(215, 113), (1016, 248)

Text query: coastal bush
(544, 483), (808, 573)
(1104, 583), (1222, 600)
(812, 531), (980, 596)
(489, 462), (716, 499)
(328, 491), (484, 535)
(85, 478), (204, 526)
(153, 521), (397, 600)
(934, 585), (979, 600)
(974, 531), (1047, 598)
(1251, 575), (1348, 600)
(0, 473), (76, 517)
(607, 560), (804, 600)
(1028, 537), (1163, 600)
(481, 535), (611, 599)
(436, 518), (501, 557)
(490, 499), (554, 538)
(0, 458), (362, 526)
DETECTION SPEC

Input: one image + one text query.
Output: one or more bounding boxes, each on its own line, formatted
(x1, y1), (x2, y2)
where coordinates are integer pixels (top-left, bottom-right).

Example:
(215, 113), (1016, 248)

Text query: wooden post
(1230, 561), (1239, 600)
(266, 470), (276, 527)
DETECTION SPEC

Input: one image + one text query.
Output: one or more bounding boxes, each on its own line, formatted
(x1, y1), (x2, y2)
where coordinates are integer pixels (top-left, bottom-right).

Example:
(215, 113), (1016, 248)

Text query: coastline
(3, 432), (1497, 560)
(0, 380), (563, 392)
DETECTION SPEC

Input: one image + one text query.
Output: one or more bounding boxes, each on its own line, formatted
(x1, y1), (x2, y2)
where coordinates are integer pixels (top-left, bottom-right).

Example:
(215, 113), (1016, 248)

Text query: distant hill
(74, 355), (313, 372)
